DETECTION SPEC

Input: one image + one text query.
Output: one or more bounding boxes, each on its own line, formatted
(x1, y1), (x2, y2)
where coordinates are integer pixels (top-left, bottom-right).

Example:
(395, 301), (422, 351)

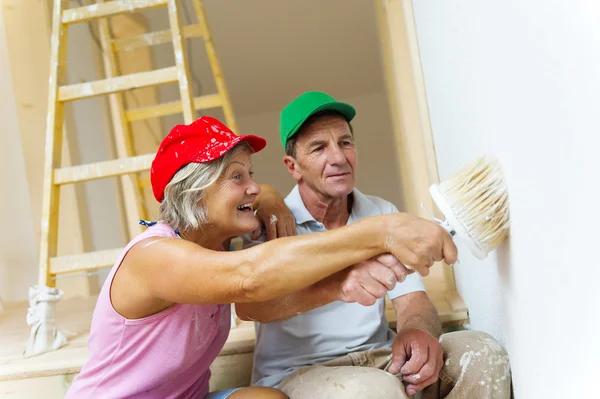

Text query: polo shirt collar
(284, 185), (378, 225)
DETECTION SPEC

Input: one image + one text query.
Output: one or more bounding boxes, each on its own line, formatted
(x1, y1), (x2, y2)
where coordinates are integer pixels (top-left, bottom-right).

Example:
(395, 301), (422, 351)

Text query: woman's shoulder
(118, 221), (181, 273)
(136, 221), (179, 240)
(122, 221), (179, 250)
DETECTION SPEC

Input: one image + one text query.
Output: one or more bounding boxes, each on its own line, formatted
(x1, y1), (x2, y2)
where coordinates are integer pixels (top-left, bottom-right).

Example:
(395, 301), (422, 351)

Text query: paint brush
(428, 156), (510, 260)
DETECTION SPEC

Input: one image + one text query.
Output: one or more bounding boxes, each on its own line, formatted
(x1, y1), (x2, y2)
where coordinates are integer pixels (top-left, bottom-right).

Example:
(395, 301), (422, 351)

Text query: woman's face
(203, 149), (261, 238)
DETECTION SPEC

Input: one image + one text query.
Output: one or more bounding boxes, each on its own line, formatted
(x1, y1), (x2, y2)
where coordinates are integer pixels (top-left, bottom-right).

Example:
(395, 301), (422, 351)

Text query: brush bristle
(438, 156), (510, 255)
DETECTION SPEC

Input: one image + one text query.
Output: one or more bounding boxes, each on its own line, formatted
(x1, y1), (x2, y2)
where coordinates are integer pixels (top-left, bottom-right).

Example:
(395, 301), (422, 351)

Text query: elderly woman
(65, 116), (456, 399)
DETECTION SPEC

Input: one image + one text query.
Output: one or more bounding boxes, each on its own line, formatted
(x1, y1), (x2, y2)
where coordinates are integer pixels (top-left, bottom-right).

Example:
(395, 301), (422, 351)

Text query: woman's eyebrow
(230, 161), (253, 169)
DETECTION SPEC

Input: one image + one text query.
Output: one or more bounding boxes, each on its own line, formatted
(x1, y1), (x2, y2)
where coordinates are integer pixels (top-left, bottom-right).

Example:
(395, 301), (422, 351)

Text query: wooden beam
(61, 0), (167, 25)
(375, 0), (458, 293)
(58, 67), (179, 102)
(38, 0), (71, 290)
(138, 176), (152, 188)
(50, 248), (123, 274)
(54, 154), (154, 185)
(98, 11), (147, 240)
(112, 24), (202, 52)
(167, 0), (196, 124)
(126, 94), (221, 121)
(445, 290), (468, 314)
(110, 13), (163, 226)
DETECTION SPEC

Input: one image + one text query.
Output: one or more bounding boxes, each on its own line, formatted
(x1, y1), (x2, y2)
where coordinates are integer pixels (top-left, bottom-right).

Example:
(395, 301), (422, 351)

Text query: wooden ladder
(39, 0), (237, 289)
(96, 0), (239, 238)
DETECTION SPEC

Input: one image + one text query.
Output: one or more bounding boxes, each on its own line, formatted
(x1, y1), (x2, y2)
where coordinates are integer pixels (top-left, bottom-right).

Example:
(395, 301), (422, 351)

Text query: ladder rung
(62, 0), (168, 25)
(126, 94), (222, 121)
(112, 24), (203, 52)
(58, 67), (178, 102)
(54, 154), (154, 185)
(51, 248), (124, 274)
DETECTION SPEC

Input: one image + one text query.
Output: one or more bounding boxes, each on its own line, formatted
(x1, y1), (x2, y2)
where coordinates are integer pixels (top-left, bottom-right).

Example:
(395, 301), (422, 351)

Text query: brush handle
(420, 202), (456, 236)
(438, 219), (456, 237)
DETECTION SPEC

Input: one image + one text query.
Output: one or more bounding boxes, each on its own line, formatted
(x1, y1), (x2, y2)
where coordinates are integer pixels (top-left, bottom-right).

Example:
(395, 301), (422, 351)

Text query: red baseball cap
(150, 116), (267, 202)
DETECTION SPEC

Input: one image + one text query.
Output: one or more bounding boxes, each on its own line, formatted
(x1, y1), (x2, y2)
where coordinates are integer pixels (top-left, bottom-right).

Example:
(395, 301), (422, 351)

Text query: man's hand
(325, 254), (412, 306)
(252, 185), (297, 240)
(388, 328), (444, 397)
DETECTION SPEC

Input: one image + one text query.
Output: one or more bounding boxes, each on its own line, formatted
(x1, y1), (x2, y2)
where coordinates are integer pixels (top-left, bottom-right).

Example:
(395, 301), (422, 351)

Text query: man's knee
(440, 330), (509, 360)
(438, 330), (511, 390)
(279, 365), (408, 399)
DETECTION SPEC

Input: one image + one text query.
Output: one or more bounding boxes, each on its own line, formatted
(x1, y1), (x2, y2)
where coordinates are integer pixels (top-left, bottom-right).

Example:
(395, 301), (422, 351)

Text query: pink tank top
(65, 223), (231, 399)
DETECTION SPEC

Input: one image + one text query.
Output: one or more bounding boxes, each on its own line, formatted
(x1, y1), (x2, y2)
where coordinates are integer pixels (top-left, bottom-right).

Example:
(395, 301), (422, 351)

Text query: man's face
(284, 113), (357, 200)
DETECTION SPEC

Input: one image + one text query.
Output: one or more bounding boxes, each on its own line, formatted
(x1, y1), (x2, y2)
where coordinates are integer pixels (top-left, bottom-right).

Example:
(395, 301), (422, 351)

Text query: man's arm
(236, 254), (409, 323)
(236, 278), (336, 323)
(389, 291), (443, 397)
(392, 291), (441, 338)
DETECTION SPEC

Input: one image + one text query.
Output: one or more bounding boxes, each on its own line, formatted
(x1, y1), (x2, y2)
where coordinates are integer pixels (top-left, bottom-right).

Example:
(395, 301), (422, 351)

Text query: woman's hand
(253, 184), (297, 240)
(382, 213), (458, 277)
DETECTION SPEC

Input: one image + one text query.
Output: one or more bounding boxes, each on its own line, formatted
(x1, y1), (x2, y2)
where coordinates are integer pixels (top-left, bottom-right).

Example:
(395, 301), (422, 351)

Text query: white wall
(0, 7), (39, 303)
(143, 0), (385, 121)
(412, 0), (600, 397)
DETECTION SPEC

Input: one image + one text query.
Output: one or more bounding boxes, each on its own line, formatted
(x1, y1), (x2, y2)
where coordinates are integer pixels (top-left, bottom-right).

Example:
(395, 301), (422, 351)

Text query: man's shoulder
(362, 193), (397, 213)
(353, 188), (399, 217)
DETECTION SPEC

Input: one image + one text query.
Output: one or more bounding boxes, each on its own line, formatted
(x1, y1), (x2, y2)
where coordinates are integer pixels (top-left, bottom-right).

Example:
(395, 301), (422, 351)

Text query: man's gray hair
(159, 141), (252, 231)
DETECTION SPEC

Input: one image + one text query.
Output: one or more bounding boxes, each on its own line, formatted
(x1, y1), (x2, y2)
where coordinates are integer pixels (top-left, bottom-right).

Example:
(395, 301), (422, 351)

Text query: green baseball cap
(279, 91), (356, 149)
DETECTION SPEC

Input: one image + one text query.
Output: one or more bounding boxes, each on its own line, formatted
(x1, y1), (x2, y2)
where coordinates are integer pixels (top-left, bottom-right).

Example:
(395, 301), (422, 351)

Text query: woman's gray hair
(159, 141), (253, 231)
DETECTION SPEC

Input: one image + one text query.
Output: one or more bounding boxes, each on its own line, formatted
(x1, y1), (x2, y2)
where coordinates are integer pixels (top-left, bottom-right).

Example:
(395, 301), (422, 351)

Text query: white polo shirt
(247, 185), (426, 387)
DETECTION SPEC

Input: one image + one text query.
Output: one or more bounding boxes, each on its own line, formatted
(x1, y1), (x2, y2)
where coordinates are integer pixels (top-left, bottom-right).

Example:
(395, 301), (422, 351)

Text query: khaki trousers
(277, 331), (511, 399)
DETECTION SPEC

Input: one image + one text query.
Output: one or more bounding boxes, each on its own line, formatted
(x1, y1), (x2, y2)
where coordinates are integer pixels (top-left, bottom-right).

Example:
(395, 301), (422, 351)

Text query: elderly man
(236, 91), (510, 398)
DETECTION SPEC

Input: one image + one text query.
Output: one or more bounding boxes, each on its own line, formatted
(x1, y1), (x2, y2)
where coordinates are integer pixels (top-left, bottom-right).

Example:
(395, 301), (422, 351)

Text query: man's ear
(283, 155), (302, 181)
